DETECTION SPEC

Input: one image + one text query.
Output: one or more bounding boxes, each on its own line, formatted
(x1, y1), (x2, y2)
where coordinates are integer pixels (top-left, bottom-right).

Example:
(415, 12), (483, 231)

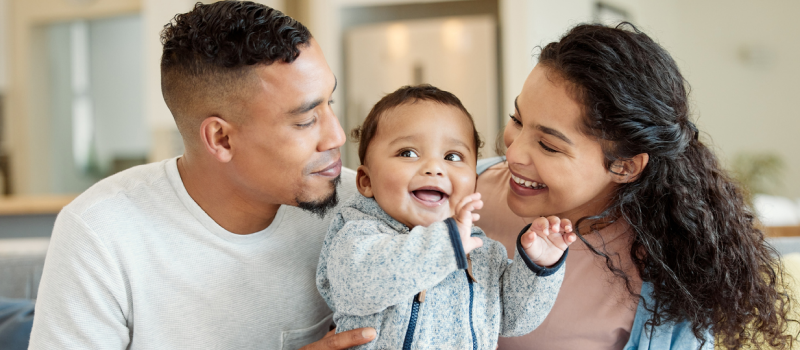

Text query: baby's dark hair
(539, 23), (797, 348)
(351, 84), (483, 165)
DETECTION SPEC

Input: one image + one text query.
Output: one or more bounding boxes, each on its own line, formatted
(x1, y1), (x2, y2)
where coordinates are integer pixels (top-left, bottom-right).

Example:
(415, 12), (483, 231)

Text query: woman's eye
(400, 150), (419, 158)
(539, 141), (558, 153)
(444, 153), (463, 162)
(509, 114), (522, 127)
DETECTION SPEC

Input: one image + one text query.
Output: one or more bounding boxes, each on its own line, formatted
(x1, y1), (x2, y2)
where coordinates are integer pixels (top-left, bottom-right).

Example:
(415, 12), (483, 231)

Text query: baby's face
(357, 100), (478, 228)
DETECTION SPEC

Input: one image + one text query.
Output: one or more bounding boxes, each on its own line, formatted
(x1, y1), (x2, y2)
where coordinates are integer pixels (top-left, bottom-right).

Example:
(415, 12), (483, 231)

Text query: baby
(316, 85), (575, 349)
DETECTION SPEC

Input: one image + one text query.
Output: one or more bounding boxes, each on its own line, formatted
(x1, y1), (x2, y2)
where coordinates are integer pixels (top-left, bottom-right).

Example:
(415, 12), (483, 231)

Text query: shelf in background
(764, 226), (800, 238)
(0, 195), (76, 216)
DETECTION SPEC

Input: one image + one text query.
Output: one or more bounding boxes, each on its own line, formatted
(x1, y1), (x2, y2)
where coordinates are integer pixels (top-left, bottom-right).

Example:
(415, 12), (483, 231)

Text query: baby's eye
(400, 150), (419, 158)
(444, 153), (463, 162)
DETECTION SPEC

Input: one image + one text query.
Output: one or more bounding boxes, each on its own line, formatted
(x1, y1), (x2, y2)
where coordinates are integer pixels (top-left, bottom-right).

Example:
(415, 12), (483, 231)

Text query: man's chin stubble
(296, 175), (341, 218)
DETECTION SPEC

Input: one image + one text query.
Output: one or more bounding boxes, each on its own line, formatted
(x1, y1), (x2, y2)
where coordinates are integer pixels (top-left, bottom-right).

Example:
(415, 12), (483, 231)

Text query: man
(29, 2), (375, 349)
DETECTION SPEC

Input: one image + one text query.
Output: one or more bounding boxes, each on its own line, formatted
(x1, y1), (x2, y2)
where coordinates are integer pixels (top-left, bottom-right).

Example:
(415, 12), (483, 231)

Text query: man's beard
(296, 175), (341, 218)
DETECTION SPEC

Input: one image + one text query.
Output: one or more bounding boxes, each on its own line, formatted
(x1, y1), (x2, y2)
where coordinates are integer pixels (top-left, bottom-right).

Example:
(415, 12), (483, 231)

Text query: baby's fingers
(559, 218), (573, 234)
(548, 231), (576, 251)
(530, 217), (551, 236)
(545, 216), (562, 234)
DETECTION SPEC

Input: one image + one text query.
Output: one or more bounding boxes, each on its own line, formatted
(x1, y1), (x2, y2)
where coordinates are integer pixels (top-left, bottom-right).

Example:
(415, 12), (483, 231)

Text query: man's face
(228, 39), (345, 215)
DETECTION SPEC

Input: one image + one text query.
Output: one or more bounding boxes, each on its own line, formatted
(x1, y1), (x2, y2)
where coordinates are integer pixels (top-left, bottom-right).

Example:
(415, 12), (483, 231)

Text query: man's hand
(520, 216), (576, 267)
(453, 193), (484, 254)
(300, 327), (376, 350)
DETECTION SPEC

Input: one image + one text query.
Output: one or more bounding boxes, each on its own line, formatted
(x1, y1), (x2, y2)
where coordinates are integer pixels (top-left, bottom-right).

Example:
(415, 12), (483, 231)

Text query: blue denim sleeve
(624, 282), (714, 350)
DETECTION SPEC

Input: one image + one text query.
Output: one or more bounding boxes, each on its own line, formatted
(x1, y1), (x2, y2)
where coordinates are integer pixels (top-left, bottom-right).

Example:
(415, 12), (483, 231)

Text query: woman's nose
(505, 136), (529, 166)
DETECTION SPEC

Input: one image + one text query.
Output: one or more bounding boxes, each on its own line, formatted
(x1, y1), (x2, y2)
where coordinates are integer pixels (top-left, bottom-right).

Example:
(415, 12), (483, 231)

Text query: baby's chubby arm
(323, 218), (464, 316)
(498, 216), (575, 336)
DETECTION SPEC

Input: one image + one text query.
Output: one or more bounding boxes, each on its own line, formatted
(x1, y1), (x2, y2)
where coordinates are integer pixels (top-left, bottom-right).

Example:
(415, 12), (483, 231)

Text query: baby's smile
(410, 186), (450, 207)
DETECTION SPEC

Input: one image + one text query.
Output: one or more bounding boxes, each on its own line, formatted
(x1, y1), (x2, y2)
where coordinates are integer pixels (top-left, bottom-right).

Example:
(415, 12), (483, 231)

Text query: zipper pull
(417, 290), (426, 303)
(466, 254), (476, 282)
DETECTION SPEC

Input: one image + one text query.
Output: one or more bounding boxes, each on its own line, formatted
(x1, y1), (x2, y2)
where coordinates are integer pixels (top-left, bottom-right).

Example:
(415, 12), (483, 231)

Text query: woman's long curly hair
(538, 23), (796, 348)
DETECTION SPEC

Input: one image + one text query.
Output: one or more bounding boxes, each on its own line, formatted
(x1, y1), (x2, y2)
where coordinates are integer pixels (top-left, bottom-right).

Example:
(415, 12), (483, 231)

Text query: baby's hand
(520, 216), (576, 267)
(453, 193), (484, 254)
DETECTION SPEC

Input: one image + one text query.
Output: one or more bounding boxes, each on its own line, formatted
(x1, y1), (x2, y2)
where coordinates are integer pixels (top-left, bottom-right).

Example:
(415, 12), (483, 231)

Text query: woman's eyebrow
(515, 96), (574, 145)
(536, 125), (574, 145)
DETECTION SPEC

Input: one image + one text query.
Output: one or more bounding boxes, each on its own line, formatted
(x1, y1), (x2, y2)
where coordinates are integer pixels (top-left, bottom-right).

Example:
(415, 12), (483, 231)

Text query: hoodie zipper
(402, 290), (426, 350)
(402, 253), (478, 350)
(467, 254), (477, 350)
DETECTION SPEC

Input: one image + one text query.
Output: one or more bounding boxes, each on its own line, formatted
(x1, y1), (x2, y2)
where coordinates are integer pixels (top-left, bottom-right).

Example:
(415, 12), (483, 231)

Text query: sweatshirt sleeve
(498, 224), (567, 337)
(322, 218), (463, 316)
(28, 210), (131, 349)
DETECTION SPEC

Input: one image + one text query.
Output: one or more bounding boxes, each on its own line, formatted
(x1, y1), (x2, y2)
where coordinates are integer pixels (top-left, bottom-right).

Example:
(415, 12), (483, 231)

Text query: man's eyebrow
(515, 95), (574, 145)
(288, 74), (337, 116)
(288, 98), (323, 116)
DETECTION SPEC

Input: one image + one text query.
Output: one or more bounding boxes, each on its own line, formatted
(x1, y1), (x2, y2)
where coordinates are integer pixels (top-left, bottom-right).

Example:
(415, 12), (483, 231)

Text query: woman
(475, 23), (795, 349)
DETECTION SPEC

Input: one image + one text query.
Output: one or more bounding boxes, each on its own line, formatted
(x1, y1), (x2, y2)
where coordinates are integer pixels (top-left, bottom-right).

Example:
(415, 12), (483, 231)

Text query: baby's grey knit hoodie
(316, 193), (567, 350)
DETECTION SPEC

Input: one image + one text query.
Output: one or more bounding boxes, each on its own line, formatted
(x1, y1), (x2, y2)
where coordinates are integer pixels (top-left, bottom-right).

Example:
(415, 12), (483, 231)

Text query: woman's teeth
(511, 174), (547, 189)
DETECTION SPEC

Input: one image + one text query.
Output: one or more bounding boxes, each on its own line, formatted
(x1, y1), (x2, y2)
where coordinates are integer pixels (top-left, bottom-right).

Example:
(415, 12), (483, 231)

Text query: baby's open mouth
(411, 188), (449, 204)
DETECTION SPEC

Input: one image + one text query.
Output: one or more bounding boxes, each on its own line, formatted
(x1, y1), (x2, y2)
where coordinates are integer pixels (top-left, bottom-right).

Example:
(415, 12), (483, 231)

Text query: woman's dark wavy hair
(538, 23), (796, 348)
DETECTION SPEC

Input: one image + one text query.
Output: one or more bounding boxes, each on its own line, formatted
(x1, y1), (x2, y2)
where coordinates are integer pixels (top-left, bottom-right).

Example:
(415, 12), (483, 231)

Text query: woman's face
(504, 65), (618, 223)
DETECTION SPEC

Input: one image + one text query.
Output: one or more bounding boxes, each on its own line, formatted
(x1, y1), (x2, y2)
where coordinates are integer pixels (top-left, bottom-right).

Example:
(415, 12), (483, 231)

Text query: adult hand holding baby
(454, 192), (485, 254)
(520, 217), (575, 267)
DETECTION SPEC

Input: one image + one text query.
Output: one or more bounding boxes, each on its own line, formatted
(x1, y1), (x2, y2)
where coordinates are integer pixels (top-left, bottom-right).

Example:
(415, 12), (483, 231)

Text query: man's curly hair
(160, 1), (311, 138)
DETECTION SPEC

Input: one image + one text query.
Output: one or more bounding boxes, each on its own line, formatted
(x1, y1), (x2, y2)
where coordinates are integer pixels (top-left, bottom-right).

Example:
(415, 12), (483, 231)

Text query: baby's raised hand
(453, 193), (484, 254)
(520, 216), (576, 267)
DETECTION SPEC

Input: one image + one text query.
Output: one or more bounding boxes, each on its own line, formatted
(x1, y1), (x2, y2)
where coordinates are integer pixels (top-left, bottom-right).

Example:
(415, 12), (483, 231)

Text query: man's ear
(356, 165), (374, 198)
(199, 116), (234, 163)
(610, 153), (649, 183)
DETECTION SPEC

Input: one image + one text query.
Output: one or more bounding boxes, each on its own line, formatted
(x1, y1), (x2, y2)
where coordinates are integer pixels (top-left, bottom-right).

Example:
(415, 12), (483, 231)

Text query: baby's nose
(423, 161), (445, 176)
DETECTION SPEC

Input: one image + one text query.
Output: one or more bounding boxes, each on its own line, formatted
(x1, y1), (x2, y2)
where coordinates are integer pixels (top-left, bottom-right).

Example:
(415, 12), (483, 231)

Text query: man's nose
(318, 109), (346, 152)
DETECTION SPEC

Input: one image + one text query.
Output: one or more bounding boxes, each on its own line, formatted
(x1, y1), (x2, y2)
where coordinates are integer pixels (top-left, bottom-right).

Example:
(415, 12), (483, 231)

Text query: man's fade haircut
(160, 1), (312, 138)
(351, 84), (483, 165)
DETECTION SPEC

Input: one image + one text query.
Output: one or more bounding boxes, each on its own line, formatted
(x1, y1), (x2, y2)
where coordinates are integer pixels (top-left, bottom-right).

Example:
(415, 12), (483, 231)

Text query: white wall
(0, 0), (6, 92)
(669, 0), (800, 198)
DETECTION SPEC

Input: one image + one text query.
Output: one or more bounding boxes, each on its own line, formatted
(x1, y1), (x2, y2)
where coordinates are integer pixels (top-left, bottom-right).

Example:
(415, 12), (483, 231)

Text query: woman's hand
(300, 327), (376, 350)
(520, 216), (576, 267)
(453, 193), (484, 254)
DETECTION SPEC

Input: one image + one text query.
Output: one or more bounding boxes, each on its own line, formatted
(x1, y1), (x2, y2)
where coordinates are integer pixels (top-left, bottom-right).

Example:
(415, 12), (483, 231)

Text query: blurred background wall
(0, 0), (798, 206)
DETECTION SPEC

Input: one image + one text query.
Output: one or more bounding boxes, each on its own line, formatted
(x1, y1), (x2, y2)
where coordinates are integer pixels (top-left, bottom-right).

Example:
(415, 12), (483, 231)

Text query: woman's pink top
(475, 162), (642, 350)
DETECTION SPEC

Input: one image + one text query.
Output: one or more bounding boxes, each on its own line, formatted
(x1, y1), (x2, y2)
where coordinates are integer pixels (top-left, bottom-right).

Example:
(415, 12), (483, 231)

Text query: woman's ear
(610, 153), (650, 183)
(356, 165), (374, 198)
(200, 116), (234, 163)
